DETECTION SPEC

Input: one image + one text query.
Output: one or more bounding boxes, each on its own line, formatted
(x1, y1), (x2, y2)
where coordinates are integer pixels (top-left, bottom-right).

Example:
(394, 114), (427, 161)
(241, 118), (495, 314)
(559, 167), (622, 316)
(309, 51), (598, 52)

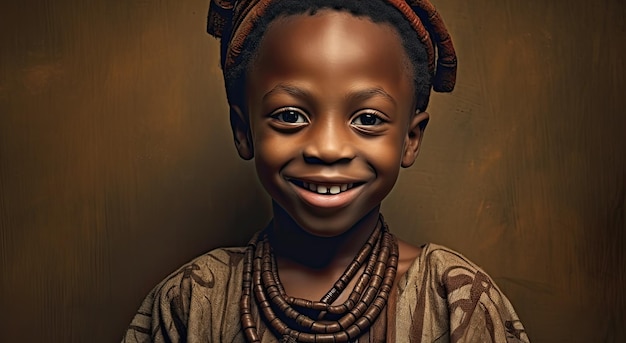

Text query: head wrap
(207, 0), (457, 107)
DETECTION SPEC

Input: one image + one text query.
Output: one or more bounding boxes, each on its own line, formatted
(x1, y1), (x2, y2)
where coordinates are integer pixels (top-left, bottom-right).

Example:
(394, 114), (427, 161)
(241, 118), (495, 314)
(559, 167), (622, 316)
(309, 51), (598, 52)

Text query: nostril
(302, 135), (356, 165)
(303, 154), (353, 165)
(303, 155), (325, 165)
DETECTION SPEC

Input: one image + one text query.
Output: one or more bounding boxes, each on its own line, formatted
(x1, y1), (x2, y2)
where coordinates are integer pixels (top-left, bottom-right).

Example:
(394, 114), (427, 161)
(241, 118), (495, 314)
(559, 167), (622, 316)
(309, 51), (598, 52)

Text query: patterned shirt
(123, 243), (529, 343)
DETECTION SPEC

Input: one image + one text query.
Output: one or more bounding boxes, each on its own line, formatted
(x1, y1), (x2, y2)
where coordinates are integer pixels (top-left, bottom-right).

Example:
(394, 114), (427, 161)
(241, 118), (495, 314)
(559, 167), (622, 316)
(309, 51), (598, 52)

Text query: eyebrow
(346, 87), (397, 106)
(262, 83), (396, 106)
(262, 83), (311, 102)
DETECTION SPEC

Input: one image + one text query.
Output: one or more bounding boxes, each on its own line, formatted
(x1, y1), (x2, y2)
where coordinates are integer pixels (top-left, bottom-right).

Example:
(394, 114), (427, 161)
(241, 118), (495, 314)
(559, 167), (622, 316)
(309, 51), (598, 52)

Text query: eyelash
(269, 107), (308, 124)
(350, 111), (386, 127)
(268, 108), (386, 128)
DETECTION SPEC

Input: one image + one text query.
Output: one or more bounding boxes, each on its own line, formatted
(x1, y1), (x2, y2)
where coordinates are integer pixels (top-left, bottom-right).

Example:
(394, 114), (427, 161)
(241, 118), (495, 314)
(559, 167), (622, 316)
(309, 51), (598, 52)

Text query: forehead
(247, 10), (414, 102)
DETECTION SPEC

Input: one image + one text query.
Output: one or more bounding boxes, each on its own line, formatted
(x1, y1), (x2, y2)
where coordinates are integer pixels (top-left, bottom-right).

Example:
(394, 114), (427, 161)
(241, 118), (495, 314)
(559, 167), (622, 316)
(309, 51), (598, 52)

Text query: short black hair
(222, 0), (430, 112)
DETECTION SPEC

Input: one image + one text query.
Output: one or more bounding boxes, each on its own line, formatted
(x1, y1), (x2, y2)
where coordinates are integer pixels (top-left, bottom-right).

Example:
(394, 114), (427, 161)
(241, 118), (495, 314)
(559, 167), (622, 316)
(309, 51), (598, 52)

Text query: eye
(351, 112), (384, 126)
(270, 107), (308, 124)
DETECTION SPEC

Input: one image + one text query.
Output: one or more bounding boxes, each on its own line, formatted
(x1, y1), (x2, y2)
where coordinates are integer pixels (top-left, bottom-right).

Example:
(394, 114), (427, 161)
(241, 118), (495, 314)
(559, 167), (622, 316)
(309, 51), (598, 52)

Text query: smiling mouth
(289, 179), (363, 195)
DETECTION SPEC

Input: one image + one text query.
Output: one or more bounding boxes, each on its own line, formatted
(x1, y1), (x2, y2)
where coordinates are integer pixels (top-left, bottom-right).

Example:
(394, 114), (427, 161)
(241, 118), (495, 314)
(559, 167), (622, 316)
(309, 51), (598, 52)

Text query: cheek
(252, 131), (297, 185)
(359, 142), (403, 204)
(369, 133), (406, 171)
(254, 139), (281, 175)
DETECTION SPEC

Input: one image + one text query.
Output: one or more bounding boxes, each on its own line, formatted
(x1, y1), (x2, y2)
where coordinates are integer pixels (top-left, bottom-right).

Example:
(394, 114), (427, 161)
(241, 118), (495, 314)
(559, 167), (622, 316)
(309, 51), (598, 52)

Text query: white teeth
(295, 180), (355, 194)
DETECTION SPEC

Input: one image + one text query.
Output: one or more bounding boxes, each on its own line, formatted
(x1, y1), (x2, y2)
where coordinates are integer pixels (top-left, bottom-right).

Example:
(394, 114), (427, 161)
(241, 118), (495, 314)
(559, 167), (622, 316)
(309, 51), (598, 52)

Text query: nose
(302, 120), (355, 165)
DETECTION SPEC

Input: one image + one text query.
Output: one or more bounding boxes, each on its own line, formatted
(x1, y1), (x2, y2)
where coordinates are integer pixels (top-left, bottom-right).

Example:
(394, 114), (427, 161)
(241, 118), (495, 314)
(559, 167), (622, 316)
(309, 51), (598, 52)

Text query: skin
(231, 11), (428, 303)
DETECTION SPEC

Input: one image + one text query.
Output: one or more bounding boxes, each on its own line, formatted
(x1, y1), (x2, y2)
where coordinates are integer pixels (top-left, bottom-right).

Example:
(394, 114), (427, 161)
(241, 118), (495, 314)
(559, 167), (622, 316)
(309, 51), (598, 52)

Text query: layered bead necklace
(240, 217), (399, 342)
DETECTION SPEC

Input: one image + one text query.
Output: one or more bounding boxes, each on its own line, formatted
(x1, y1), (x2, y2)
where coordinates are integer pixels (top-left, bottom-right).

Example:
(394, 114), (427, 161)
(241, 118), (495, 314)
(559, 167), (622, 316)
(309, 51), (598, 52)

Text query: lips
(285, 177), (366, 209)
(289, 179), (358, 195)
(289, 179), (366, 195)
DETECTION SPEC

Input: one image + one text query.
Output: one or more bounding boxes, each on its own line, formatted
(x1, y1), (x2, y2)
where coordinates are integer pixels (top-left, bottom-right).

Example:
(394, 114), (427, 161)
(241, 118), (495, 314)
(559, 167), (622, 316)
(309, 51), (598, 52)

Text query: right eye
(270, 107), (308, 124)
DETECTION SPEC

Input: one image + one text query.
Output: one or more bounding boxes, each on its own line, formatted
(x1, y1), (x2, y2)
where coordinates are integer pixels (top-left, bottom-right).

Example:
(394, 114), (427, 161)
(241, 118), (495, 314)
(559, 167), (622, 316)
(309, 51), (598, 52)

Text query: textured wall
(0, 0), (624, 342)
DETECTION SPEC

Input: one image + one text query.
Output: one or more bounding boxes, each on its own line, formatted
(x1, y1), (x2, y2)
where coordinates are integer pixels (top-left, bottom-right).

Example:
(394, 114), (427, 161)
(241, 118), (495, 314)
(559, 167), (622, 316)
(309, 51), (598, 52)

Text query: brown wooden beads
(240, 216), (399, 342)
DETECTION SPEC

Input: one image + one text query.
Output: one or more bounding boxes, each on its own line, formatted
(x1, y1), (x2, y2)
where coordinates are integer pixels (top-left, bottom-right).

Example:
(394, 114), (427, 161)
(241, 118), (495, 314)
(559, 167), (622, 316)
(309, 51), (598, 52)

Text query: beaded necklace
(240, 217), (399, 342)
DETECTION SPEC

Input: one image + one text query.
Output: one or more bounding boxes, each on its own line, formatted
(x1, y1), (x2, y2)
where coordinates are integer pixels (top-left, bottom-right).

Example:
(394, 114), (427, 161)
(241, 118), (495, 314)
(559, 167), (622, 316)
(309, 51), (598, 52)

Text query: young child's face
(238, 10), (427, 236)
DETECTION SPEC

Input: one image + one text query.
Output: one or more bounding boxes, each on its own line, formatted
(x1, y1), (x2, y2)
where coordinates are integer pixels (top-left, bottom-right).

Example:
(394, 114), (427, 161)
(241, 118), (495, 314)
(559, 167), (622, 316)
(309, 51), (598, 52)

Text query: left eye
(270, 108), (308, 124)
(352, 113), (383, 126)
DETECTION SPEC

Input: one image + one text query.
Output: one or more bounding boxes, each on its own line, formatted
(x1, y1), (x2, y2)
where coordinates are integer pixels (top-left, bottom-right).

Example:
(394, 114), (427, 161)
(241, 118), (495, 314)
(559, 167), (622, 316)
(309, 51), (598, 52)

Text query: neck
(268, 203), (381, 270)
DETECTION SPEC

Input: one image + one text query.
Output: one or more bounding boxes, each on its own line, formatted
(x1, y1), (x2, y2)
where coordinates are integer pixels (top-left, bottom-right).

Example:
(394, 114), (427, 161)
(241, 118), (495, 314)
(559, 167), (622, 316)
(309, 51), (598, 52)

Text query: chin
(291, 212), (352, 237)
(287, 204), (380, 238)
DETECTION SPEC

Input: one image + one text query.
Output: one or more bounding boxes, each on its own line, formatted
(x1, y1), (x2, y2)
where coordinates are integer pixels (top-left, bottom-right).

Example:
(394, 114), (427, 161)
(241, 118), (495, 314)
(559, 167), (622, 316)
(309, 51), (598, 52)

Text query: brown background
(0, 0), (624, 342)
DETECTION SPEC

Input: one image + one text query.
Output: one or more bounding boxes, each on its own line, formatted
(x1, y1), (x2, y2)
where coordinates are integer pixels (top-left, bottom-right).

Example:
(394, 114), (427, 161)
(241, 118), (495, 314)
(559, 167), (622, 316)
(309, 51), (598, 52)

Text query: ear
(230, 105), (254, 160)
(401, 111), (429, 168)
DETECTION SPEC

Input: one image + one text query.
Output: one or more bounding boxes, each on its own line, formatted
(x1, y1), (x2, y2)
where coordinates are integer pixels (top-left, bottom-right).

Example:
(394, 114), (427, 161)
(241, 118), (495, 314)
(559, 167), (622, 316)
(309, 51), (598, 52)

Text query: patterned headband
(207, 0), (457, 103)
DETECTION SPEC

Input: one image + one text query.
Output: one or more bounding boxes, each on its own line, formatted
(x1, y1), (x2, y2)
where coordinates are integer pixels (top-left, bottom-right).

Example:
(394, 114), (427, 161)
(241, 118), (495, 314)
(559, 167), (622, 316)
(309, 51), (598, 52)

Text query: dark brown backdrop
(0, 0), (624, 342)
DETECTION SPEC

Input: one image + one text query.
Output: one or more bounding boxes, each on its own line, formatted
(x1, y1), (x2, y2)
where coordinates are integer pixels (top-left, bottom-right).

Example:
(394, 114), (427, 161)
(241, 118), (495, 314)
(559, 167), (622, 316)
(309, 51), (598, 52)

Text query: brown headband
(207, 0), (457, 101)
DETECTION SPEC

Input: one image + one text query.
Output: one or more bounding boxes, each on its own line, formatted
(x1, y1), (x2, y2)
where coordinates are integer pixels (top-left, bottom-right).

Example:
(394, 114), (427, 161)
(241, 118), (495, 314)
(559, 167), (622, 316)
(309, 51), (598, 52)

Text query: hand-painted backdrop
(0, 1), (624, 342)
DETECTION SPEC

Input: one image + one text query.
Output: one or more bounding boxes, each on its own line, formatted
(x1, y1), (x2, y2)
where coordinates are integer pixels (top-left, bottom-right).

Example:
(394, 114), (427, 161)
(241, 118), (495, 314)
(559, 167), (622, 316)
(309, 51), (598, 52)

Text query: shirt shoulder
(396, 243), (530, 343)
(122, 247), (247, 343)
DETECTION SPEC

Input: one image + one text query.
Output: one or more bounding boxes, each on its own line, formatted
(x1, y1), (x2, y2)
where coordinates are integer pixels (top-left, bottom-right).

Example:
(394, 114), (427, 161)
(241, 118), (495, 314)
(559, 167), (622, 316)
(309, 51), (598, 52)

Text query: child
(123, 0), (529, 342)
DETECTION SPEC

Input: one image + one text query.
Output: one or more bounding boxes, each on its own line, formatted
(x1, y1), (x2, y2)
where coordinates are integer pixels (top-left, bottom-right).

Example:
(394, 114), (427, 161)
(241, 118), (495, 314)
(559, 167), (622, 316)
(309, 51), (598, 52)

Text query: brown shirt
(122, 243), (529, 342)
